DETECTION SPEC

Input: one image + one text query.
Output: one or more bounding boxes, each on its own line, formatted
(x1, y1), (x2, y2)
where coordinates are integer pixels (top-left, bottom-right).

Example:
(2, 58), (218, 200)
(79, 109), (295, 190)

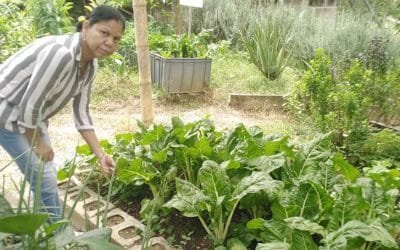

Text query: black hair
(76, 5), (126, 32)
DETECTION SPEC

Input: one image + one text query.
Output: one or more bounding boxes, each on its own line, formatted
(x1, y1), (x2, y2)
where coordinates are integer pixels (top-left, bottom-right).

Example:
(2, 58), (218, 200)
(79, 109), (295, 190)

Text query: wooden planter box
(150, 52), (212, 94)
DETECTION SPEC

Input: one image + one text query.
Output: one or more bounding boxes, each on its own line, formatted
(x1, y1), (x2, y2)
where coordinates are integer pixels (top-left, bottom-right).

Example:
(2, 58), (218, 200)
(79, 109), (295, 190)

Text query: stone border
(59, 176), (173, 250)
(229, 94), (286, 112)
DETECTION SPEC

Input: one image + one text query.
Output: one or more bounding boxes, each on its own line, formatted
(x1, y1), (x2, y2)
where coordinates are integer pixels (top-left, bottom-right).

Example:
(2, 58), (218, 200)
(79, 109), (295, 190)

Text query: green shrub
(25, 0), (74, 35)
(0, 2), (35, 62)
(356, 129), (400, 165)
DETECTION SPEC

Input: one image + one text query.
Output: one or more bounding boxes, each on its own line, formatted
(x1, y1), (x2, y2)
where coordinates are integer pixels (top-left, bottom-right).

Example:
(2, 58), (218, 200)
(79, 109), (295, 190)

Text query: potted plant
(149, 30), (213, 94)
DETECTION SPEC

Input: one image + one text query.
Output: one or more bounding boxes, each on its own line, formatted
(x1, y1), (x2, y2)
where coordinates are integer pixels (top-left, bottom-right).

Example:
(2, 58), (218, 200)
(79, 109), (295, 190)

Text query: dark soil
(159, 209), (213, 250)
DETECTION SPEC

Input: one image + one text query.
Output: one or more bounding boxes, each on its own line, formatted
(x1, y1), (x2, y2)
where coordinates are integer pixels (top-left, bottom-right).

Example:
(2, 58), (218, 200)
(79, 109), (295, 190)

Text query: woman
(0, 5), (125, 222)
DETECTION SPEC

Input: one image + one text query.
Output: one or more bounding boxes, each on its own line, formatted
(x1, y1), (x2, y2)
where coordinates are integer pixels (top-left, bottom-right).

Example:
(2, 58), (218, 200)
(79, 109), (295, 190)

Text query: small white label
(180, 0), (203, 8)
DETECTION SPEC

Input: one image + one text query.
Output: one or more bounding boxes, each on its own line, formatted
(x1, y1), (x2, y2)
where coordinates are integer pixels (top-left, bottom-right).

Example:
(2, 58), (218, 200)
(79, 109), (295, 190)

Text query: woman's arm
(79, 130), (115, 175)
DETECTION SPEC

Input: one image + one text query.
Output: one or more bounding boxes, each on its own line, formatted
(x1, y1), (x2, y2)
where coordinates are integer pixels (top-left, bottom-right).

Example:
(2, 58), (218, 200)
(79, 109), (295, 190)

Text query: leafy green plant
(25, 0), (74, 35)
(164, 160), (282, 246)
(241, 11), (294, 80)
(0, 161), (121, 249)
(149, 30), (213, 58)
(246, 134), (399, 249)
(0, 2), (35, 62)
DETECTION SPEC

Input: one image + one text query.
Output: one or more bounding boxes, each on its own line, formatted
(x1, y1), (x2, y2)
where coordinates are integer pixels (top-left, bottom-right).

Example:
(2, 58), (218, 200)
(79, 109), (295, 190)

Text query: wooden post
(188, 6), (192, 36)
(133, 0), (154, 127)
(174, 1), (183, 35)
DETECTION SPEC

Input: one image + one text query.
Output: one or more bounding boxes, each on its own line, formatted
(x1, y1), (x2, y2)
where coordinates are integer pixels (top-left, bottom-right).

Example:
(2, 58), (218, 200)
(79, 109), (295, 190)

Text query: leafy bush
(0, 2), (35, 62)
(355, 129), (400, 165)
(289, 48), (400, 167)
(25, 0), (74, 35)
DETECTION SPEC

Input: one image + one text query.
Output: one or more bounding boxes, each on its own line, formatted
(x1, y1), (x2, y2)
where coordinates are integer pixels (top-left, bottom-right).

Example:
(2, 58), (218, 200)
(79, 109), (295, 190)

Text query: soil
(0, 94), (291, 249)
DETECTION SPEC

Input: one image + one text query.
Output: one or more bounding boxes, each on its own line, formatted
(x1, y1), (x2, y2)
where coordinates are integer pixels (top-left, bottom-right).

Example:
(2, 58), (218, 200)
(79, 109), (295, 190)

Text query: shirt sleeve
(18, 44), (72, 130)
(73, 78), (95, 131)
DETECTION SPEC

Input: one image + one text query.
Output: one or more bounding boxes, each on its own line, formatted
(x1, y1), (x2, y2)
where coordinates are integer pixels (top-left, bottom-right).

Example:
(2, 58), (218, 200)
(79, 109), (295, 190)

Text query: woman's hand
(98, 154), (115, 176)
(35, 141), (54, 162)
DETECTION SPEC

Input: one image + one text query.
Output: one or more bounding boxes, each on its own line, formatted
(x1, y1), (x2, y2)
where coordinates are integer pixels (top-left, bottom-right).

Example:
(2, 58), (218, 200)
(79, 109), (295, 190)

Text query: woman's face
(82, 19), (124, 60)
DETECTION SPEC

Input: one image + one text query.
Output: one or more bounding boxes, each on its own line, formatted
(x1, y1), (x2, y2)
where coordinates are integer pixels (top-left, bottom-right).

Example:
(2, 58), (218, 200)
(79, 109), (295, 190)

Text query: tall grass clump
(241, 7), (296, 80)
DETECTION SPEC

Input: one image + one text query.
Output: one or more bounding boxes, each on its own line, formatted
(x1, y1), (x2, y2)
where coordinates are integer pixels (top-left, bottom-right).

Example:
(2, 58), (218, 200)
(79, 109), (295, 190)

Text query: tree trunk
(133, 0), (153, 126)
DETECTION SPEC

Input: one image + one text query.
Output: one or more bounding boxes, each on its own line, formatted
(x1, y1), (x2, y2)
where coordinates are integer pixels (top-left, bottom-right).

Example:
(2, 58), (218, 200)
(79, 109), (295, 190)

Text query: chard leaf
(199, 161), (232, 203)
(221, 160), (241, 170)
(332, 153), (359, 182)
(195, 137), (213, 157)
(247, 218), (286, 241)
(289, 134), (332, 178)
(246, 154), (285, 173)
(365, 162), (400, 190)
(323, 220), (398, 249)
(284, 217), (325, 235)
(164, 178), (208, 217)
(256, 242), (290, 250)
(264, 140), (283, 156)
(171, 116), (184, 128)
(141, 124), (166, 145)
(291, 230), (318, 250)
(116, 158), (156, 183)
(227, 238), (247, 250)
(232, 171), (282, 202)
(151, 148), (168, 163)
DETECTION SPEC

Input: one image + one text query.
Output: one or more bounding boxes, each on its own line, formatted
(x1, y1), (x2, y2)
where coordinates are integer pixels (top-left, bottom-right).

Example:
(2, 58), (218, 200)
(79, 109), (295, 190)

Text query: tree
(133, 0), (154, 126)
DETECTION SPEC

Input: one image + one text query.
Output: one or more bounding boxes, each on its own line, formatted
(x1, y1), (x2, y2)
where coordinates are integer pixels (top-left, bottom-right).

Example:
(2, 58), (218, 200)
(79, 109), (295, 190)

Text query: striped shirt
(0, 32), (97, 134)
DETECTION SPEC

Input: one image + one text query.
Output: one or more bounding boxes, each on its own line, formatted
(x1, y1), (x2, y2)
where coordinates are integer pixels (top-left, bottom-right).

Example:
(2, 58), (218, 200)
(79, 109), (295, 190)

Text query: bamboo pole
(133, 0), (154, 127)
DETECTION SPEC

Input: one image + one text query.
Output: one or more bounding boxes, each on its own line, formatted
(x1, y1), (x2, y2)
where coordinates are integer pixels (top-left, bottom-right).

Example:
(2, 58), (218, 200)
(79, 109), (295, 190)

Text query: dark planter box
(150, 52), (212, 94)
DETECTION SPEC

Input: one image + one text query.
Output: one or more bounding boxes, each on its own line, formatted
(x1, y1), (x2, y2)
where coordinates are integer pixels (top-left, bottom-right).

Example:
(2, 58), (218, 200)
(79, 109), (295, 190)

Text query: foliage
(74, 116), (400, 248)
(246, 134), (399, 249)
(25, 0), (74, 35)
(241, 9), (294, 80)
(291, 10), (400, 73)
(354, 129), (400, 166)
(149, 30), (213, 58)
(0, 160), (121, 249)
(289, 48), (400, 167)
(0, 2), (35, 62)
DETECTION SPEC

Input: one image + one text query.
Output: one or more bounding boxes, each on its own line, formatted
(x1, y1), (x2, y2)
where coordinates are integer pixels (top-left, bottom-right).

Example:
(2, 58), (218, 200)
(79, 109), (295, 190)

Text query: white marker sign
(180, 0), (203, 8)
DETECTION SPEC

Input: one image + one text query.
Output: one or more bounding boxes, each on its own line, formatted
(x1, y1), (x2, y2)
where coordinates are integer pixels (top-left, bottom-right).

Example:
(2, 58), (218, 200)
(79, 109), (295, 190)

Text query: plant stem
(222, 201), (239, 241)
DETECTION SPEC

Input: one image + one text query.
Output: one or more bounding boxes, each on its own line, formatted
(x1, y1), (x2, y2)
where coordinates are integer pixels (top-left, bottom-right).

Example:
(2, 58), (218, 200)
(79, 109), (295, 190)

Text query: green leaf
(232, 171), (282, 201)
(227, 237), (247, 250)
(164, 178), (208, 217)
(291, 230), (318, 250)
(256, 242), (290, 250)
(332, 153), (359, 182)
(284, 217), (325, 235)
(323, 220), (398, 249)
(76, 144), (91, 155)
(152, 148), (168, 163)
(0, 214), (48, 234)
(74, 228), (121, 250)
(246, 154), (285, 173)
(171, 116), (184, 128)
(194, 137), (213, 157)
(199, 161), (232, 203)
(116, 158), (156, 183)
